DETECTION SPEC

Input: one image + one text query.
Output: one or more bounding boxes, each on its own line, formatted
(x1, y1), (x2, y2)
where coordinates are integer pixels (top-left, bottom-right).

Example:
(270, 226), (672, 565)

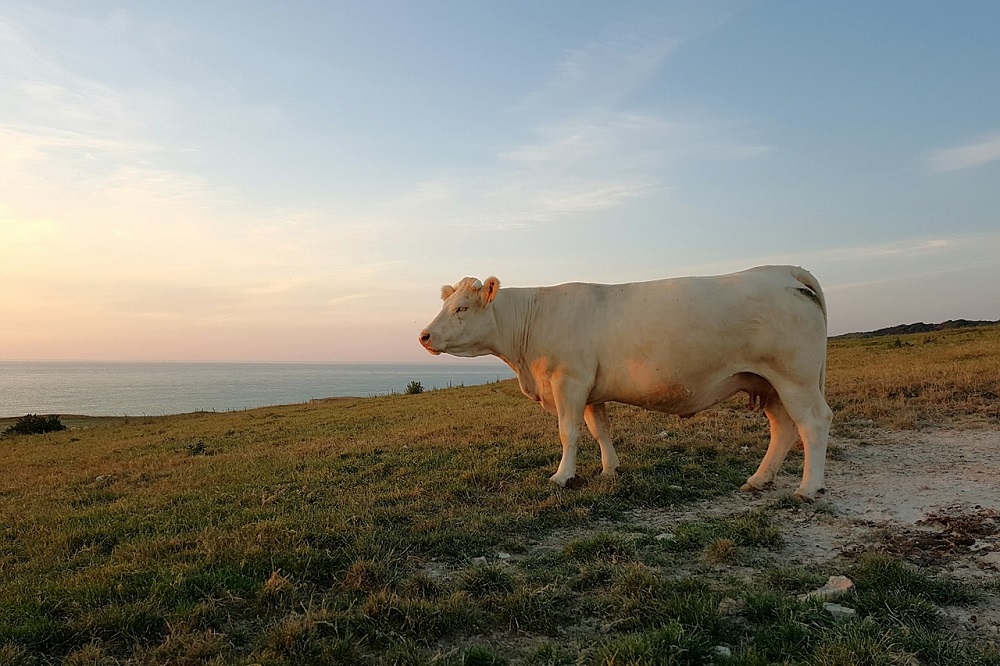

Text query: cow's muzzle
(418, 330), (441, 355)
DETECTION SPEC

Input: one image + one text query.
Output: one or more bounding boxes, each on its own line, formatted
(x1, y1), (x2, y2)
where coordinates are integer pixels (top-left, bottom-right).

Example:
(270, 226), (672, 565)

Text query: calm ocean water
(0, 361), (515, 417)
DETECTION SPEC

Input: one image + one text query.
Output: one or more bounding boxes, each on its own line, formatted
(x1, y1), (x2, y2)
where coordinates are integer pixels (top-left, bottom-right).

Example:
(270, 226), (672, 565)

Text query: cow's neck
(488, 287), (537, 373)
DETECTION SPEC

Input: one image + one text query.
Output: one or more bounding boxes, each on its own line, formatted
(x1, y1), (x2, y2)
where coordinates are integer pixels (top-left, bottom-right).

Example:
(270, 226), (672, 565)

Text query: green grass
(2, 326), (1000, 663)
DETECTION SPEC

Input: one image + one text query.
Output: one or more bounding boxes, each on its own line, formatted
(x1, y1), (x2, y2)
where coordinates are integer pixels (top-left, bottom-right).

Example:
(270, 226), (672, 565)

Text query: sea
(0, 360), (516, 418)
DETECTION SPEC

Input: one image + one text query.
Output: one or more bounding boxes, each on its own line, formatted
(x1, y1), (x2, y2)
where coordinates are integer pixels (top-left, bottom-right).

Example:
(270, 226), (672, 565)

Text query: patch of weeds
(493, 584), (576, 635)
(62, 643), (117, 666)
(562, 532), (640, 564)
(611, 567), (725, 635)
(460, 645), (508, 666)
(358, 590), (478, 642)
(0, 644), (32, 666)
(258, 569), (296, 605)
(460, 566), (516, 597)
(664, 510), (781, 553)
(185, 440), (209, 456)
(341, 552), (407, 594)
(567, 562), (616, 592)
(151, 625), (229, 665)
(849, 552), (977, 613)
(525, 643), (578, 665)
(400, 571), (447, 600)
(262, 609), (364, 665)
(806, 617), (905, 666)
(741, 591), (834, 662)
(762, 567), (828, 595)
(701, 537), (738, 565)
(899, 628), (1000, 666)
(597, 620), (715, 665)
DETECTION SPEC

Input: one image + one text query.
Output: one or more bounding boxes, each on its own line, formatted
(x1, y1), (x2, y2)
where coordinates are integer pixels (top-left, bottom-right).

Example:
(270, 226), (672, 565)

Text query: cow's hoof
(740, 478), (773, 493)
(549, 474), (574, 488)
(601, 467), (620, 480)
(793, 487), (824, 503)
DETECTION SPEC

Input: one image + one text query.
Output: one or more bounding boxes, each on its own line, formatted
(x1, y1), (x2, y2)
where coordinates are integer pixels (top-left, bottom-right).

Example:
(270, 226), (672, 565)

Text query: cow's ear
(481, 276), (500, 304)
(441, 284), (456, 301)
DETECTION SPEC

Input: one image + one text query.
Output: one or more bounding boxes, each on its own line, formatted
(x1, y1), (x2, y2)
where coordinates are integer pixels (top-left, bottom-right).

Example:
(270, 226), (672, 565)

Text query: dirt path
(629, 428), (1000, 638)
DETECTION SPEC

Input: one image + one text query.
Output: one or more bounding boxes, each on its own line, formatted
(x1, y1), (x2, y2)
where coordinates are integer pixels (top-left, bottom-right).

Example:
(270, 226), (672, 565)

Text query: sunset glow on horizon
(2, 2), (998, 362)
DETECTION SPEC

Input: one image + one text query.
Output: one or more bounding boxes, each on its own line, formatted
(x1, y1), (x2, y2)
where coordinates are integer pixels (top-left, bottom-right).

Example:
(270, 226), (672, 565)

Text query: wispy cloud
(925, 132), (1000, 172)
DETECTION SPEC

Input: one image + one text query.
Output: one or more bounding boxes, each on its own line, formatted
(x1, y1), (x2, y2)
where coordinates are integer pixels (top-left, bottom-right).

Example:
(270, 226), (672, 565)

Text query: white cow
(418, 266), (832, 501)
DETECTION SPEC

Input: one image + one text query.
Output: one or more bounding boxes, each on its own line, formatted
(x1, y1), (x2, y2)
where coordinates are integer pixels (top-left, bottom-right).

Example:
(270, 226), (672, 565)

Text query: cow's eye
(455, 306), (468, 314)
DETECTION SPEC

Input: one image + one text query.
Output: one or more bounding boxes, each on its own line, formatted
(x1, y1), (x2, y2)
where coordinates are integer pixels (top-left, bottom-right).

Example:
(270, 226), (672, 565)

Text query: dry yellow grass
(826, 325), (1000, 430)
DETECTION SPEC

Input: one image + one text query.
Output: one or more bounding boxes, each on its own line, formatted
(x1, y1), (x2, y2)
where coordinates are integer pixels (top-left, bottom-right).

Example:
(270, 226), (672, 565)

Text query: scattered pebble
(801, 575), (855, 602)
(471, 556), (488, 566)
(711, 645), (732, 659)
(823, 602), (857, 619)
(655, 532), (676, 541)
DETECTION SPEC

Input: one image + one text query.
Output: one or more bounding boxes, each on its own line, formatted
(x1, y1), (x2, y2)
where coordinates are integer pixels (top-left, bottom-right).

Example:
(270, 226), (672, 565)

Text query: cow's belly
(596, 368), (775, 417)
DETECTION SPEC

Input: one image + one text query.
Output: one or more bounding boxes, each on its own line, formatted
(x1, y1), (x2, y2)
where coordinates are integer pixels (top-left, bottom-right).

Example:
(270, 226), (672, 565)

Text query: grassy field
(1, 326), (999, 665)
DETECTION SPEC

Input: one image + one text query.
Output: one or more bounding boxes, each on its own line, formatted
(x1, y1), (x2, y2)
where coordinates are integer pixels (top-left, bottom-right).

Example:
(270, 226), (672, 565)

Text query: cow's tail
(790, 266), (828, 396)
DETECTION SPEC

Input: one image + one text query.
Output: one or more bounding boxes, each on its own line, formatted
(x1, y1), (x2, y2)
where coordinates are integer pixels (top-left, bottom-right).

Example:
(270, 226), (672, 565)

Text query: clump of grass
(597, 620), (715, 665)
(460, 566), (516, 597)
(664, 510), (782, 553)
(561, 532), (639, 564)
(701, 537), (738, 565)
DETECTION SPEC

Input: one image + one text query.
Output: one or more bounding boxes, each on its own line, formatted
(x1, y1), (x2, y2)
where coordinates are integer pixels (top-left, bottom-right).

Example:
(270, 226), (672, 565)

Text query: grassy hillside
(1, 326), (999, 665)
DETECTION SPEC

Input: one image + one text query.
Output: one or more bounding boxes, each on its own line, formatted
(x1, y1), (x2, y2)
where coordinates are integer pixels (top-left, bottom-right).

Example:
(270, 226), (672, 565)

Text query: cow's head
(419, 276), (500, 357)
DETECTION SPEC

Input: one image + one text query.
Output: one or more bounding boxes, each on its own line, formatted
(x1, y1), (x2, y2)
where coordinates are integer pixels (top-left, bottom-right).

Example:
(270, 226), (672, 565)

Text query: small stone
(471, 556), (488, 566)
(655, 532), (676, 541)
(711, 645), (732, 659)
(823, 602), (857, 619)
(497, 552), (512, 560)
(801, 575), (855, 601)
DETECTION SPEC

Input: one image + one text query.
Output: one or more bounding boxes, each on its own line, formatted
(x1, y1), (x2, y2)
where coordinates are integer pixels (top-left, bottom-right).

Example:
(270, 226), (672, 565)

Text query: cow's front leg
(549, 378), (588, 487)
(585, 403), (619, 478)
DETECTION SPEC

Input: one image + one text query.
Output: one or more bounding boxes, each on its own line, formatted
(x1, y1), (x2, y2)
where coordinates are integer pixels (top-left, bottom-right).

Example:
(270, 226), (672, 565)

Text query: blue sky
(1, 1), (998, 361)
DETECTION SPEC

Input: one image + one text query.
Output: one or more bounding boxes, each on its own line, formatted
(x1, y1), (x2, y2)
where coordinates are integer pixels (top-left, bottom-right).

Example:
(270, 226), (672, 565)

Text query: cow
(418, 265), (832, 501)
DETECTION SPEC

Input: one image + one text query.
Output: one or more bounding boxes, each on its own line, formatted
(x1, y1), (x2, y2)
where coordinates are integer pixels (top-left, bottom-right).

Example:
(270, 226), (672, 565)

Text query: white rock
(655, 532), (676, 541)
(711, 645), (732, 659)
(471, 556), (488, 566)
(823, 602), (857, 619)
(497, 552), (512, 560)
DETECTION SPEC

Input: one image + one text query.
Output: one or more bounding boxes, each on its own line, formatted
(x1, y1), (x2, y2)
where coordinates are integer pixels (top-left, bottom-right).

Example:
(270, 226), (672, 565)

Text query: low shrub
(3, 414), (66, 437)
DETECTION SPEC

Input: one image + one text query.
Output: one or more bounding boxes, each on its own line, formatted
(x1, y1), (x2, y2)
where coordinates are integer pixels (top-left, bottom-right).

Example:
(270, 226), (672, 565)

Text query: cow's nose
(419, 330), (431, 345)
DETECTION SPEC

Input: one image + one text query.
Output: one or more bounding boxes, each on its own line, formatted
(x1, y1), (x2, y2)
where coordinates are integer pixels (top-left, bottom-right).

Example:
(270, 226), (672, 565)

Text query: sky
(1, 1), (998, 362)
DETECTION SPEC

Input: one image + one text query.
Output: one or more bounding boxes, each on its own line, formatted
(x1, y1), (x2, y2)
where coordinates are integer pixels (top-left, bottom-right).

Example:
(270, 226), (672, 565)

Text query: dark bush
(405, 381), (424, 395)
(3, 414), (67, 437)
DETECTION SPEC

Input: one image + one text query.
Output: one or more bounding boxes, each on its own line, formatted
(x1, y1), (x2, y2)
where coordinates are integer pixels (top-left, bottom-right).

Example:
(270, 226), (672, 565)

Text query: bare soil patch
(625, 428), (1000, 643)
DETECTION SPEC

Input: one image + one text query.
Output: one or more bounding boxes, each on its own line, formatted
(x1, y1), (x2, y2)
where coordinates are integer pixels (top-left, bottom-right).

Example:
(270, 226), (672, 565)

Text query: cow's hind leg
(771, 384), (833, 502)
(584, 403), (619, 478)
(742, 395), (796, 493)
